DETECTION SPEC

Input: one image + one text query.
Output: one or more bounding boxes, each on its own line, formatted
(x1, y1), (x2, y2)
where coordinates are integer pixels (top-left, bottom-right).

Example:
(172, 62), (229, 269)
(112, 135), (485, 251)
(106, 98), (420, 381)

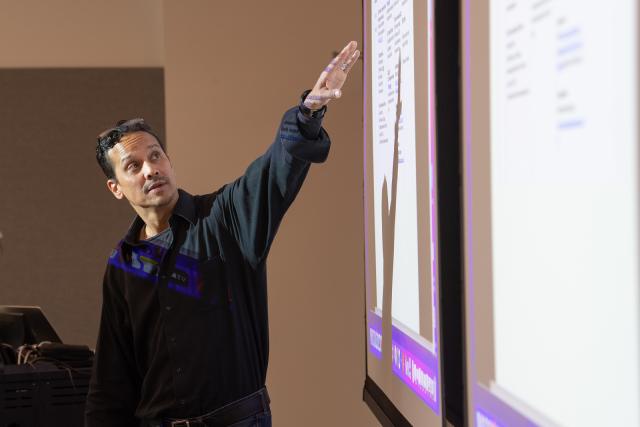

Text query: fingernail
(335, 89), (342, 98)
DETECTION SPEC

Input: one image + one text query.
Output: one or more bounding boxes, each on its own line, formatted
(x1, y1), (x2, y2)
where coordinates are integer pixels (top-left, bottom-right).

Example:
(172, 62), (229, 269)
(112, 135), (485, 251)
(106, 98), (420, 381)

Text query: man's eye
(127, 163), (139, 171)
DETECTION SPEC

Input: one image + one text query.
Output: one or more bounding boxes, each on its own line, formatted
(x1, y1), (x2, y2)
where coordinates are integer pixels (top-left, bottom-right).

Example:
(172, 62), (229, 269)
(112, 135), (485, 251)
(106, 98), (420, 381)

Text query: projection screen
(363, 0), (443, 425)
(462, 0), (640, 425)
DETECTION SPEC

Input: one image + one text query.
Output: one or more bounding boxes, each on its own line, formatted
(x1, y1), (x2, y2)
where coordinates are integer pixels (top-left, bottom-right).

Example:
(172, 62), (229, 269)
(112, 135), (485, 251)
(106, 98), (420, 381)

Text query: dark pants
(142, 388), (271, 427)
(227, 410), (271, 427)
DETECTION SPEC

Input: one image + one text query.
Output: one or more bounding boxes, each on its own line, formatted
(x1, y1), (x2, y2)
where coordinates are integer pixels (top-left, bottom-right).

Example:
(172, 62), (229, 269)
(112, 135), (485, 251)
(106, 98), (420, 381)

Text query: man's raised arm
(211, 41), (360, 267)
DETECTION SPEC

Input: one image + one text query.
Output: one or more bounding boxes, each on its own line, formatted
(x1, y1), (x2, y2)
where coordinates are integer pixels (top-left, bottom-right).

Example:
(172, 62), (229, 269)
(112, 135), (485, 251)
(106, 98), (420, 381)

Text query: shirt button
(179, 399), (186, 406)
(165, 305), (172, 311)
(176, 367), (182, 374)
(169, 336), (176, 344)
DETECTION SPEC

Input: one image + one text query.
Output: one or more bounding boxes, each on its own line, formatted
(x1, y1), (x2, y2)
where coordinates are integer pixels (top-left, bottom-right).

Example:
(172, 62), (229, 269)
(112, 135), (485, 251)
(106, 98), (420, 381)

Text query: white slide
(464, 0), (640, 425)
(372, 0), (421, 332)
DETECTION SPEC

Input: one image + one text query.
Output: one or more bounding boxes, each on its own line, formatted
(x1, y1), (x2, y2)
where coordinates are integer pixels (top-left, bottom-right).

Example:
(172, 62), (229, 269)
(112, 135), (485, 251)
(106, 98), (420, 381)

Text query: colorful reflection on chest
(108, 243), (203, 300)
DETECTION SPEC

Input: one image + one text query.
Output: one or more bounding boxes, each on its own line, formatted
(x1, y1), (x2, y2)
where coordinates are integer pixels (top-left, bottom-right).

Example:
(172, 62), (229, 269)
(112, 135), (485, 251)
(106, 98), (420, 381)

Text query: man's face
(106, 131), (178, 209)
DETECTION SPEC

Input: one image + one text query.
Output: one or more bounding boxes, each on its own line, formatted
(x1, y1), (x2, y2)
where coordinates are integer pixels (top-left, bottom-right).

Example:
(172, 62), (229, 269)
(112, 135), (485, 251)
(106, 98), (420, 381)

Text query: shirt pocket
(166, 255), (228, 312)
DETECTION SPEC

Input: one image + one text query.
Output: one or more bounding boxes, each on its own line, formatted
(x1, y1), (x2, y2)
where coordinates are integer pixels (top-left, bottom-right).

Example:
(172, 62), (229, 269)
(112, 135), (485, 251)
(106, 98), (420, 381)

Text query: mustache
(144, 177), (168, 193)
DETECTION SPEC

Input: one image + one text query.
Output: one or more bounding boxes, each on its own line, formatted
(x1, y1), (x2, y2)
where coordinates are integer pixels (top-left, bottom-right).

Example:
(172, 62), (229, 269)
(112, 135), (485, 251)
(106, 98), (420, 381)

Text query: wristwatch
(299, 89), (327, 119)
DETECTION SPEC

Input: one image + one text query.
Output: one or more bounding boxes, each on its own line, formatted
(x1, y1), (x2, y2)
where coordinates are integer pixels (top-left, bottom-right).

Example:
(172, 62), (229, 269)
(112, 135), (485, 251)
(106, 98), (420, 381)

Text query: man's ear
(107, 178), (125, 200)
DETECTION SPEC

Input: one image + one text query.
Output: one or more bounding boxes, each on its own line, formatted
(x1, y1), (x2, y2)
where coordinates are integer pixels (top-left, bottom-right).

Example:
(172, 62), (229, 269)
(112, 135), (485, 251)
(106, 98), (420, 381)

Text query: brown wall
(0, 0), (164, 67)
(0, 68), (165, 347)
(163, 1), (377, 425)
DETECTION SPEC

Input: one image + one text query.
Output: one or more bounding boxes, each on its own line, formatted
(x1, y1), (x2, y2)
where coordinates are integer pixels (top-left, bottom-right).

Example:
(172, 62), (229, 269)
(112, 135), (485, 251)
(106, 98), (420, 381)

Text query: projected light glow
(367, 313), (440, 411)
(109, 244), (219, 304)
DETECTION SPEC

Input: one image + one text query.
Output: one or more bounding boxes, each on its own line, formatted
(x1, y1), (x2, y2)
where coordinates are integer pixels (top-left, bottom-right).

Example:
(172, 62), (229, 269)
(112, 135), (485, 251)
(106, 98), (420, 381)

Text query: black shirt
(85, 106), (329, 426)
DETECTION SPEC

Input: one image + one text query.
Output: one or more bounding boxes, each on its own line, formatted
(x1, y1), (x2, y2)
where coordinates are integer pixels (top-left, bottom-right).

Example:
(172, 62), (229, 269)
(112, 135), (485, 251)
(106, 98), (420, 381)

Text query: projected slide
(464, 0), (640, 426)
(364, 0), (441, 424)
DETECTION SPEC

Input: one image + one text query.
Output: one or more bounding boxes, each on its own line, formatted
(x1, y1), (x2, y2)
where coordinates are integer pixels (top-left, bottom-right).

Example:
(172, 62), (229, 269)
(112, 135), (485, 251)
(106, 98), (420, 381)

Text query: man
(85, 41), (359, 427)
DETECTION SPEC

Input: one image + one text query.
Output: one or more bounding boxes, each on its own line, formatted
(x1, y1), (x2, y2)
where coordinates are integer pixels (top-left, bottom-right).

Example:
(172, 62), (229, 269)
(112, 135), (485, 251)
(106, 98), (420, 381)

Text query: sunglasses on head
(97, 118), (149, 146)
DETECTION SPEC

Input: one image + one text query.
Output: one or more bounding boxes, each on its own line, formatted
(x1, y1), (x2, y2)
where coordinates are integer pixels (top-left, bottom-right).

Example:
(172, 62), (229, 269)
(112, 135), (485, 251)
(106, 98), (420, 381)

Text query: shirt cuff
(280, 107), (331, 163)
(296, 109), (324, 140)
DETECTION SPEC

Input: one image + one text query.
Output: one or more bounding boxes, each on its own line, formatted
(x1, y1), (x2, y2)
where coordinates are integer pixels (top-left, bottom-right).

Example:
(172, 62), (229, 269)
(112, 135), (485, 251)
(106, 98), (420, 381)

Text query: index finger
(322, 41), (358, 74)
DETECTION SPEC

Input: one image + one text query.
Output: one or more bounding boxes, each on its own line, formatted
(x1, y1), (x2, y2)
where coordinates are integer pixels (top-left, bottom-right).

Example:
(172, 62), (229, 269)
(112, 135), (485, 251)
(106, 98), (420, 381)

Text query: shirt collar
(122, 188), (196, 246)
(172, 188), (197, 226)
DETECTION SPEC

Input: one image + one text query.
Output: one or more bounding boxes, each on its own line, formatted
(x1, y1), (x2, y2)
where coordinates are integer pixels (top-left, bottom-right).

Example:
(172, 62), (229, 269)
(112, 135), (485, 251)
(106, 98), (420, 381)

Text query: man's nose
(142, 162), (159, 179)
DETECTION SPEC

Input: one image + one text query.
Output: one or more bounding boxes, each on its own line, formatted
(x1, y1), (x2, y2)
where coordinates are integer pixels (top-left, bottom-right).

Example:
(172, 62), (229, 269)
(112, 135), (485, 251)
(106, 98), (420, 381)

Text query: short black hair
(95, 118), (165, 180)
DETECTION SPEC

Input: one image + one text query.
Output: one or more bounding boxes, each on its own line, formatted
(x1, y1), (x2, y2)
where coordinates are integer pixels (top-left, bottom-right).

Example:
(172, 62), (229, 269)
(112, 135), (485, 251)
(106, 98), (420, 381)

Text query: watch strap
(299, 89), (327, 119)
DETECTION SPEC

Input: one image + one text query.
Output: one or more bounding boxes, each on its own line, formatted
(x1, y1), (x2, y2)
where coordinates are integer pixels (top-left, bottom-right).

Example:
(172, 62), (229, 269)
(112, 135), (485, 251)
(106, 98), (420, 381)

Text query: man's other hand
(304, 41), (360, 111)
